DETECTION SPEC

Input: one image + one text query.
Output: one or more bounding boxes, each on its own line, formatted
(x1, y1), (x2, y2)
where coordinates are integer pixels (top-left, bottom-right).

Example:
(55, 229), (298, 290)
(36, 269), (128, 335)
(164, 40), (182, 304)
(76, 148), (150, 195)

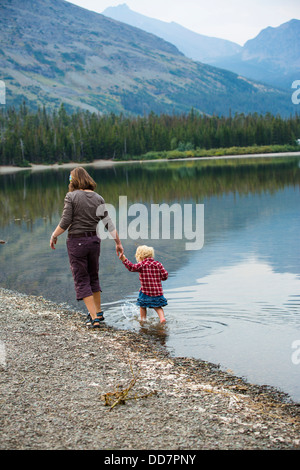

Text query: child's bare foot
(140, 307), (147, 322)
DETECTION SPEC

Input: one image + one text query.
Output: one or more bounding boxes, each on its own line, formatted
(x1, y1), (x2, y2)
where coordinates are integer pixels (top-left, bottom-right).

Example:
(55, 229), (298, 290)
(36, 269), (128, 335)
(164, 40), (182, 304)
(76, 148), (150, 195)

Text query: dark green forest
(0, 103), (300, 166)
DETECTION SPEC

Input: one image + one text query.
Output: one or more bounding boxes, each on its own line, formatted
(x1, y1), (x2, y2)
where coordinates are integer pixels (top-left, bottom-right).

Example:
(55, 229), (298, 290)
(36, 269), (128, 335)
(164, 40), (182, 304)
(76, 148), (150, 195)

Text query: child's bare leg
(154, 307), (166, 323)
(140, 307), (147, 321)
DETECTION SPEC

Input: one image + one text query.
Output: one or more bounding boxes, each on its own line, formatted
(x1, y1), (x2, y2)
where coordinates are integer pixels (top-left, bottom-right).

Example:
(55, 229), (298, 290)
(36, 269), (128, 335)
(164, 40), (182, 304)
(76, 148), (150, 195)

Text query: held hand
(116, 242), (124, 258)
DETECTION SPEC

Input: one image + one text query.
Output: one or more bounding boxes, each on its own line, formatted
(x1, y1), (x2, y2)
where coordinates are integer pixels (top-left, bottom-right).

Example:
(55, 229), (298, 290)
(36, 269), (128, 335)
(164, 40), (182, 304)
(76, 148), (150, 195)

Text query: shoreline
(0, 287), (299, 450)
(1, 151), (300, 175)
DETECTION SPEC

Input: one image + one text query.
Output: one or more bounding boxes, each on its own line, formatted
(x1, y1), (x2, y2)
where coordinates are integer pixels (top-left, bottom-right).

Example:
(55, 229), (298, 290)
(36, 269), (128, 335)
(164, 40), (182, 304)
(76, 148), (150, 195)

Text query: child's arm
(119, 254), (142, 272)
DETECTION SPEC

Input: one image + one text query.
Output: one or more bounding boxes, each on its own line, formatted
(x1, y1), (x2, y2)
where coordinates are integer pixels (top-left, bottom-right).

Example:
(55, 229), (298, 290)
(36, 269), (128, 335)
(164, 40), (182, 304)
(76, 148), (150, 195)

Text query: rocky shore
(0, 287), (299, 451)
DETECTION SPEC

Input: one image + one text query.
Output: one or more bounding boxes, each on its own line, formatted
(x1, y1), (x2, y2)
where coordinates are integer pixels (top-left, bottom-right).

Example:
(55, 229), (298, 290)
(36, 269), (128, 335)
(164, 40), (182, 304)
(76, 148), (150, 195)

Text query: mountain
(103, 5), (300, 91)
(102, 4), (242, 63)
(0, 0), (294, 116)
(208, 19), (300, 89)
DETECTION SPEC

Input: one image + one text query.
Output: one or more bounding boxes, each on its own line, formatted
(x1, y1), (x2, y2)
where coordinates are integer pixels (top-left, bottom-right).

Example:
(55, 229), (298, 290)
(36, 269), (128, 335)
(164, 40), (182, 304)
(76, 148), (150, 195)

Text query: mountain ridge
(102, 4), (242, 63)
(0, 0), (294, 116)
(103, 4), (300, 90)
(211, 18), (300, 89)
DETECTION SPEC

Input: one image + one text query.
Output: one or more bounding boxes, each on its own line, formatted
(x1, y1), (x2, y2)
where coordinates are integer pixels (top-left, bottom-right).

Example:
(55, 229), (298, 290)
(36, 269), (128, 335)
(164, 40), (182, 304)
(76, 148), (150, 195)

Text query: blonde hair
(135, 245), (154, 262)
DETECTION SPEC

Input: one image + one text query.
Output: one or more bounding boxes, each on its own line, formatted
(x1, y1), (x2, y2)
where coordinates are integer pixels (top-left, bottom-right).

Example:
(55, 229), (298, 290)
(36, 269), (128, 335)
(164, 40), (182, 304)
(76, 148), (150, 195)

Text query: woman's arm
(50, 193), (71, 249)
(110, 229), (124, 257)
(97, 199), (124, 257)
(50, 225), (66, 250)
(59, 193), (73, 230)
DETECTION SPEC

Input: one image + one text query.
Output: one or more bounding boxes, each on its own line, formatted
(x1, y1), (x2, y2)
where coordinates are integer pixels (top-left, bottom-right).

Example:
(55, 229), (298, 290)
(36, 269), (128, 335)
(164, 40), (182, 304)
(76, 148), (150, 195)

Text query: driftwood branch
(101, 362), (157, 411)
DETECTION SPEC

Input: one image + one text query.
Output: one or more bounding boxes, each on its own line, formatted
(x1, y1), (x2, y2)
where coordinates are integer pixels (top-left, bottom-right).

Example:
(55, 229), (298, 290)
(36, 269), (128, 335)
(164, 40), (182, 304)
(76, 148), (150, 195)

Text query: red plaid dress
(122, 257), (168, 297)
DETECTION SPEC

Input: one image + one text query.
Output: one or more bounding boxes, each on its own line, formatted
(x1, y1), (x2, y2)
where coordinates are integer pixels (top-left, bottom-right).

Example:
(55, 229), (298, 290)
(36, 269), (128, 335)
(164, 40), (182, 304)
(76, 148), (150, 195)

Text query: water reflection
(166, 258), (300, 328)
(0, 156), (300, 401)
(1, 156), (300, 229)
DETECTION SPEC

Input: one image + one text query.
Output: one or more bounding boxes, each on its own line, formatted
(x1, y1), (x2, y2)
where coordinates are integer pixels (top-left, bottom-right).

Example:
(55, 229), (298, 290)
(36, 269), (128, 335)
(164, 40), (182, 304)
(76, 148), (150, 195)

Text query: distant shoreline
(1, 151), (300, 175)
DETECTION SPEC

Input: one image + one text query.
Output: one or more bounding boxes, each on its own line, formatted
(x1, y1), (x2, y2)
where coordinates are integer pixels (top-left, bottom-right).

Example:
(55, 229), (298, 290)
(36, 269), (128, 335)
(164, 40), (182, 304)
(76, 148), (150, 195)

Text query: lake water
(0, 156), (300, 402)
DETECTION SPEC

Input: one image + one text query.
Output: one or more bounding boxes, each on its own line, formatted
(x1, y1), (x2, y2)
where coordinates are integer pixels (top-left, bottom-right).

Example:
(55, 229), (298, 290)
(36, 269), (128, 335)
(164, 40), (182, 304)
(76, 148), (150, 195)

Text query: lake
(0, 155), (299, 402)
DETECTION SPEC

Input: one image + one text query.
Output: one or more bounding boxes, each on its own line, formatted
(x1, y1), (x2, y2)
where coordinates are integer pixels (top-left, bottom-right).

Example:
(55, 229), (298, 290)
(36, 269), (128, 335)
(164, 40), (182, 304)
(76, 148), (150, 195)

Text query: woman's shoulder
(64, 190), (81, 202)
(64, 191), (75, 200)
(94, 192), (105, 202)
(83, 190), (105, 201)
(65, 190), (79, 197)
(65, 190), (104, 201)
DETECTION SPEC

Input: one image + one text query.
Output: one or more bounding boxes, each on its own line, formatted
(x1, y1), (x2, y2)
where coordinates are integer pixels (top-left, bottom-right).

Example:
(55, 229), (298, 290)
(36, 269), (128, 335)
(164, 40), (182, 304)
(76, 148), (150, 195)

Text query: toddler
(120, 245), (168, 323)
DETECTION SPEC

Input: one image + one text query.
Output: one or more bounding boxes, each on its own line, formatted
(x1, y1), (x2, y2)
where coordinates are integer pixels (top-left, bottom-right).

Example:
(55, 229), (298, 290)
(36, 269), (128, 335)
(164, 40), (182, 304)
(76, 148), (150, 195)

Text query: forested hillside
(1, 104), (299, 166)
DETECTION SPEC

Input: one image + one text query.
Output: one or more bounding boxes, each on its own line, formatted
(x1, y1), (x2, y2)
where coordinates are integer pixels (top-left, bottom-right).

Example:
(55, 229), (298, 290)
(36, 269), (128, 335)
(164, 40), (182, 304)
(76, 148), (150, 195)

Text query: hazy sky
(66, 0), (300, 45)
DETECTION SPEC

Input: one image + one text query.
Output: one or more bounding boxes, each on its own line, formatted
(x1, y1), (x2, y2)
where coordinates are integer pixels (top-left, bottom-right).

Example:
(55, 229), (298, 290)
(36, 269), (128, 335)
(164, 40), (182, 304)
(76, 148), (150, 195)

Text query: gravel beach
(0, 287), (299, 451)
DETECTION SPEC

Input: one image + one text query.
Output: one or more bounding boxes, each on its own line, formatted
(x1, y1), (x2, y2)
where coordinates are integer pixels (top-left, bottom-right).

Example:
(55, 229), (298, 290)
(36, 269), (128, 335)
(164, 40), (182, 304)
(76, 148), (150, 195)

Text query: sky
(66, 0), (300, 45)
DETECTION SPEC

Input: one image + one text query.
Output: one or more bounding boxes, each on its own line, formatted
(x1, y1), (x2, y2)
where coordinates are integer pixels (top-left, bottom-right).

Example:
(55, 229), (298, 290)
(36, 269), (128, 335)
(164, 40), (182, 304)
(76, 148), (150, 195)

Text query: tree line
(0, 103), (299, 166)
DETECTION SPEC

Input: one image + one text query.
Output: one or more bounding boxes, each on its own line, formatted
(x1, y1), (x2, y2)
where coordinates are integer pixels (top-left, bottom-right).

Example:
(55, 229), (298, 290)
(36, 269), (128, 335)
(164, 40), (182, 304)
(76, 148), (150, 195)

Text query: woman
(50, 167), (123, 328)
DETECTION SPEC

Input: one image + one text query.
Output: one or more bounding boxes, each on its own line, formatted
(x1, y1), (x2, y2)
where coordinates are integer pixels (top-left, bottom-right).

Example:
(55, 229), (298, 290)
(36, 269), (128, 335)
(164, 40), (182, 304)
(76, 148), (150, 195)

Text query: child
(120, 245), (168, 323)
